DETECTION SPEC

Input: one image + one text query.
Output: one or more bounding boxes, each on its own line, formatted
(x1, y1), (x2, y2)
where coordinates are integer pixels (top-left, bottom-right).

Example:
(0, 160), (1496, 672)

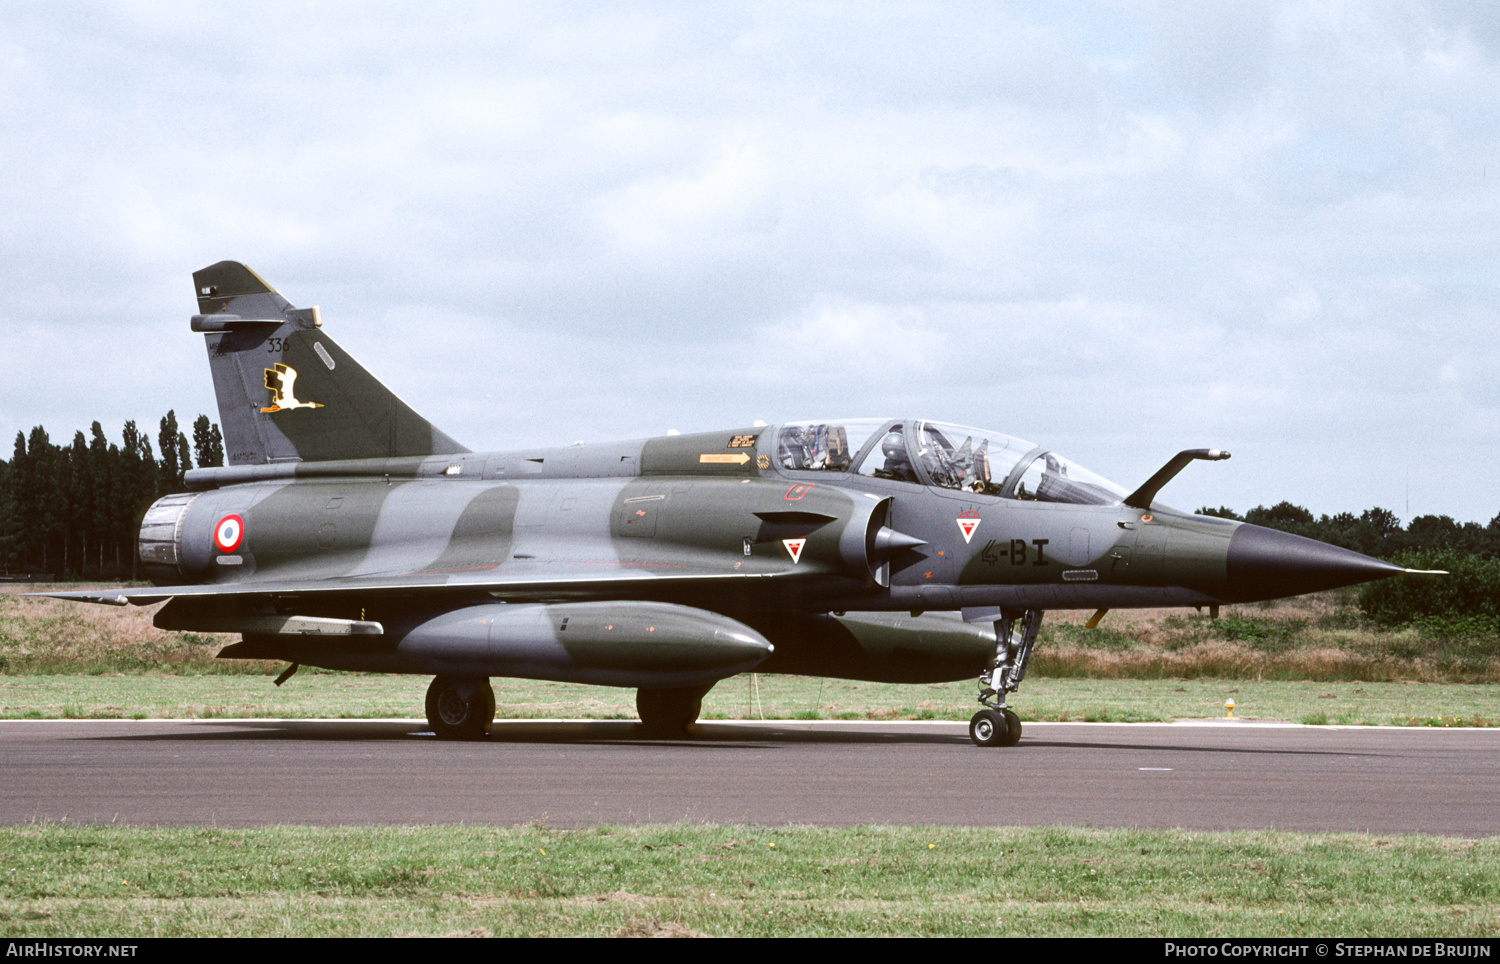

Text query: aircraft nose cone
(1225, 523), (1406, 602)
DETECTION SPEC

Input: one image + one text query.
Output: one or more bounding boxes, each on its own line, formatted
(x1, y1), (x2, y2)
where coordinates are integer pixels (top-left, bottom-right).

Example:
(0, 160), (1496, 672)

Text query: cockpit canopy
(776, 419), (1127, 506)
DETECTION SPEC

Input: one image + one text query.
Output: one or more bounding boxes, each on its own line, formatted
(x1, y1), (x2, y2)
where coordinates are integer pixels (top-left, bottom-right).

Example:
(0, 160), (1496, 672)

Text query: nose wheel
(969, 608), (1042, 748)
(969, 708), (1022, 747)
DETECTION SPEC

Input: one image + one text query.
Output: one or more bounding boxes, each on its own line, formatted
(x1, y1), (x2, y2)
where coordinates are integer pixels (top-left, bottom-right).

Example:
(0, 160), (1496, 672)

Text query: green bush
(1358, 550), (1500, 626)
(1212, 617), (1302, 653)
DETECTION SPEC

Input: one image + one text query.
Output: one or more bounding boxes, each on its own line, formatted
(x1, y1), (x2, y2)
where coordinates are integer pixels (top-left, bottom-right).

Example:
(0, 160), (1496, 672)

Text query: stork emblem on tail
(260, 364), (323, 413)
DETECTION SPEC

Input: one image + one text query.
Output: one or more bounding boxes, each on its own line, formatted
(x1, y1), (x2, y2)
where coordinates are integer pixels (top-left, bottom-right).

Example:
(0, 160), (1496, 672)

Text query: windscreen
(1008, 450), (1127, 505)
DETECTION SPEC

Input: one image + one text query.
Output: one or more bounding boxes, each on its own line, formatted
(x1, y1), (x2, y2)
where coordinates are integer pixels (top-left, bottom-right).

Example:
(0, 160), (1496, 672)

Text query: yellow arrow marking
(699, 453), (751, 465)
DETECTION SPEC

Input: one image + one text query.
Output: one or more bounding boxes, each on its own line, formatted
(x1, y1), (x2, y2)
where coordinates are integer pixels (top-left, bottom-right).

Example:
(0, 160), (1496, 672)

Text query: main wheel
(636, 685), (712, 737)
(969, 708), (1009, 747)
(425, 676), (495, 741)
(999, 708), (1022, 747)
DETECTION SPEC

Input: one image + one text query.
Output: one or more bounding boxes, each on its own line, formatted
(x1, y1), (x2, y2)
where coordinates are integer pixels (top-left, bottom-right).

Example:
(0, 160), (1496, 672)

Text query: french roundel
(213, 514), (245, 553)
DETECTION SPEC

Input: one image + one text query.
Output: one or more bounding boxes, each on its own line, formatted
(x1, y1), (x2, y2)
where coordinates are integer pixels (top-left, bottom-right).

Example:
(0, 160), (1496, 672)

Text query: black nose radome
(1225, 523), (1406, 602)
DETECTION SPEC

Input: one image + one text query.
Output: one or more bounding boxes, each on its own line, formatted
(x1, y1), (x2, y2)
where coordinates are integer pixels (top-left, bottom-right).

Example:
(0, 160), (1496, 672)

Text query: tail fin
(192, 261), (467, 465)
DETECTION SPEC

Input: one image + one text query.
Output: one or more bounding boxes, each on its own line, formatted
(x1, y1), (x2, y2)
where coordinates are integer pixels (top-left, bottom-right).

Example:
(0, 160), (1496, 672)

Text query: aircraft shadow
(76, 719), (961, 746)
(67, 719), (1385, 757)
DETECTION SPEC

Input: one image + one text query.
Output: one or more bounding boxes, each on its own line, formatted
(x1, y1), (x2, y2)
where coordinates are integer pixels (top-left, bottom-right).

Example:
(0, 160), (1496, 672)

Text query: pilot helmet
(881, 431), (908, 463)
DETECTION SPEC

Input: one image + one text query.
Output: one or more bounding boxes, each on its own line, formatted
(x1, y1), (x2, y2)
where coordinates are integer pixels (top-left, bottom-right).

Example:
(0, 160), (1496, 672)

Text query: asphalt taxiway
(2, 719), (1495, 835)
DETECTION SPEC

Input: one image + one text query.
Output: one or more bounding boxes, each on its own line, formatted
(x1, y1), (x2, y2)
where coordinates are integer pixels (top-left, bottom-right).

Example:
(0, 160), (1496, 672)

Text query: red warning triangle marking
(956, 514), (980, 544)
(783, 538), (806, 563)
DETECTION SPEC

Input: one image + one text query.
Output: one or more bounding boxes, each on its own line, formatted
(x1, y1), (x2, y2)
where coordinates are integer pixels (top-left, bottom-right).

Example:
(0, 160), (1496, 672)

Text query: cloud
(1, 2), (1497, 521)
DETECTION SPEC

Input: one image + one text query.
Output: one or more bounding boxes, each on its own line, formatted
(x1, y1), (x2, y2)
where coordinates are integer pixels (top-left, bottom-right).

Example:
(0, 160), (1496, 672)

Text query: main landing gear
(636, 683), (714, 737)
(969, 608), (1043, 748)
(426, 675), (496, 741)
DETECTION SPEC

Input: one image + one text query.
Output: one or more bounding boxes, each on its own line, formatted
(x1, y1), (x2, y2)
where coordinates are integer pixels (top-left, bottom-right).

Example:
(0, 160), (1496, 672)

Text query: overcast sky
(2, 2), (1496, 523)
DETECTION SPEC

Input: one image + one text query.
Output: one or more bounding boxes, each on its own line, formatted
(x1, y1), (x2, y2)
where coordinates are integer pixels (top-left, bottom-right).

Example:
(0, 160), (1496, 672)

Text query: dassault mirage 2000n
(46, 262), (1421, 746)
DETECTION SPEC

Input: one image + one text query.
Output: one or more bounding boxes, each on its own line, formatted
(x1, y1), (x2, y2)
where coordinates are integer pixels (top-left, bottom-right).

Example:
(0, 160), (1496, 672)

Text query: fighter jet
(45, 262), (1423, 746)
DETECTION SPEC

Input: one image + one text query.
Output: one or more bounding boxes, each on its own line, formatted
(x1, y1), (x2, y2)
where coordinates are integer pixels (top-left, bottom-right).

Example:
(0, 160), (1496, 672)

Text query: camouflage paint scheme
(46, 262), (1411, 741)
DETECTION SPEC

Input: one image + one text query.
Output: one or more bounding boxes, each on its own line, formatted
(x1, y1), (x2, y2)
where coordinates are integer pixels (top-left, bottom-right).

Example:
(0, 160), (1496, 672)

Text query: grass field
(3, 824), (1497, 937)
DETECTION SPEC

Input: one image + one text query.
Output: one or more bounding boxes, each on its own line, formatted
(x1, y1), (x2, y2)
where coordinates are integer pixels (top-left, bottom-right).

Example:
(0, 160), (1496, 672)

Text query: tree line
(1197, 503), (1500, 561)
(0, 413), (223, 579)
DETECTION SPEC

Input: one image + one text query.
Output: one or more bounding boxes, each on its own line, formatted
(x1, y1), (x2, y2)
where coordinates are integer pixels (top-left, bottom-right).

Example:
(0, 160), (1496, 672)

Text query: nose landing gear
(969, 608), (1042, 748)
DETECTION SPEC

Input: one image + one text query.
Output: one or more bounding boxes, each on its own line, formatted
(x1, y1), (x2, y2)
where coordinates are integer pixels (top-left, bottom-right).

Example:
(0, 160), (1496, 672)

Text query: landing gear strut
(425, 675), (496, 741)
(969, 608), (1042, 748)
(636, 683), (714, 737)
